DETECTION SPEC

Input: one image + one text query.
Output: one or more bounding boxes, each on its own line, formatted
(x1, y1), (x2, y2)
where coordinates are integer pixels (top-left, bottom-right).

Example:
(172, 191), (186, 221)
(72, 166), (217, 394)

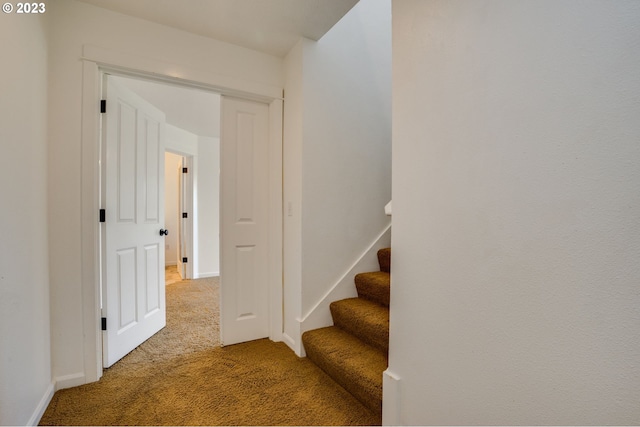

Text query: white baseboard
(54, 372), (86, 391)
(165, 262), (177, 267)
(27, 381), (54, 426)
(194, 271), (219, 279)
(382, 369), (402, 426)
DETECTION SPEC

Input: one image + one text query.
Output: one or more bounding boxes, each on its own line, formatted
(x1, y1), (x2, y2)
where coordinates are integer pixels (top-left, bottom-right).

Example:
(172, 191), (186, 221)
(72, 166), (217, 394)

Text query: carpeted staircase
(302, 248), (391, 419)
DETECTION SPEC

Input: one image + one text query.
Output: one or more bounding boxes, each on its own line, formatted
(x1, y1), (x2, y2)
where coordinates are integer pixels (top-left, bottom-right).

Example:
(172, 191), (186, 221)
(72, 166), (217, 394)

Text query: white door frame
(80, 46), (283, 383)
(178, 154), (194, 280)
(166, 151), (194, 281)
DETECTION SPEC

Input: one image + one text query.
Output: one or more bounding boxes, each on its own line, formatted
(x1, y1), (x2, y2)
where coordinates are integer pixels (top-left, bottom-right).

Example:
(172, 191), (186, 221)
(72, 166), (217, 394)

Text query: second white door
(220, 97), (270, 346)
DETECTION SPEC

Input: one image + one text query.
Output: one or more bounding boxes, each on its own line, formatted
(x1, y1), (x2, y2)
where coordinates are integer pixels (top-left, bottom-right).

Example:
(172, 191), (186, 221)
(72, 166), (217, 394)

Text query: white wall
(282, 0), (392, 354)
(388, 1), (640, 424)
(164, 152), (182, 266)
(0, 11), (53, 426)
(166, 123), (198, 156)
(110, 74), (221, 139)
(48, 0), (282, 386)
(195, 136), (221, 278)
(300, 0), (391, 315)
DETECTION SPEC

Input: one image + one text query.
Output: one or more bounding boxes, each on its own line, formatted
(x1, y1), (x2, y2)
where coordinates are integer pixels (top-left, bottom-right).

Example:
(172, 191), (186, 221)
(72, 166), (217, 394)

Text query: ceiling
(75, 0), (359, 57)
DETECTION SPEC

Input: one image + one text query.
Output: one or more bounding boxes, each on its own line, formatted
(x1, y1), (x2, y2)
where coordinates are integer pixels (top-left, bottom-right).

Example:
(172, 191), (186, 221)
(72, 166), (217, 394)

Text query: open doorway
(164, 152), (187, 284)
(112, 75), (221, 285)
(92, 63), (281, 376)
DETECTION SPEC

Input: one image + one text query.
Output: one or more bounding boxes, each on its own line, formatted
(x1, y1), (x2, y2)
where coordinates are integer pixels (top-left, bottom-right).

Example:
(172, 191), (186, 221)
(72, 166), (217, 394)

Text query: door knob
(159, 229), (169, 236)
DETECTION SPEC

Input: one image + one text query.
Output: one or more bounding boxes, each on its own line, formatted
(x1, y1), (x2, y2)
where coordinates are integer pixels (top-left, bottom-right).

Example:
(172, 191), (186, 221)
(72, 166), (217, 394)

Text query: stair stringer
(297, 223), (391, 356)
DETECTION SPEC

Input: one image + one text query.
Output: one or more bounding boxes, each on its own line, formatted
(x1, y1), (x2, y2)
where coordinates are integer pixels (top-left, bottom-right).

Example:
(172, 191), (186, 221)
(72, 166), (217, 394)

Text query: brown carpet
(40, 273), (379, 426)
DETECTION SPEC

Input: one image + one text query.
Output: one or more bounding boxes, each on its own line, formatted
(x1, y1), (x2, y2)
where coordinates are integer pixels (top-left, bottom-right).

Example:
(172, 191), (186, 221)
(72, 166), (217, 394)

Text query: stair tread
(330, 298), (389, 353)
(302, 326), (387, 415)
(354, 271), (390, 307)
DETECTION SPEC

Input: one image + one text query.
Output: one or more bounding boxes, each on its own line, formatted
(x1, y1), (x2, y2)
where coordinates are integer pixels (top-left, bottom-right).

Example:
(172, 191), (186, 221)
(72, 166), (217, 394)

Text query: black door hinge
(182, 212), (188, 218)
(182, 167), (188, 173)
(101, 317), (107, 331)
(100, 100), (106, 113)
(99, 209), (106, 223)
(182, 257), (188, 263)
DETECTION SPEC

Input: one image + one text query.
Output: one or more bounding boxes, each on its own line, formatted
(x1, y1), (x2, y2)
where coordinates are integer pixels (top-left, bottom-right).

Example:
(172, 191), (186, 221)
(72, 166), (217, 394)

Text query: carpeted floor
(39, 268), (379, 426)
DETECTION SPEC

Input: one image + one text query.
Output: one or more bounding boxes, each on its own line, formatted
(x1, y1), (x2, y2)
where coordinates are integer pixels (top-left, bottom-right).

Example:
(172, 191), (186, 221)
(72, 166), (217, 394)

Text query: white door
(102, 76), (167, 367)
(220, 97), (270, 345)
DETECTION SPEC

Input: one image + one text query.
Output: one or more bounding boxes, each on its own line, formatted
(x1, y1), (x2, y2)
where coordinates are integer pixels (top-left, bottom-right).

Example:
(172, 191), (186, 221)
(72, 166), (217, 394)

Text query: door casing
(176, 154), (193, 280)
(80, 47), (283, 384)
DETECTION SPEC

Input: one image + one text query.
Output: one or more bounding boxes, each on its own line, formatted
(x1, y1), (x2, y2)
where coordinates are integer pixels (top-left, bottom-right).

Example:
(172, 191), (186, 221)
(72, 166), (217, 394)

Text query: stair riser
(302, 328), (385, 416)
(377, 248), (391, 273)
(355, 272), (390, 307)
(305, 346), (382, 415)
(330, 301), (389, 354)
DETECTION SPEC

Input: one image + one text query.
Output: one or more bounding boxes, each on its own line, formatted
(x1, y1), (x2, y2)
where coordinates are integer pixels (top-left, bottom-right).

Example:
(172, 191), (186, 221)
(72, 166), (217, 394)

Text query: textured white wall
(282, 0), (392, 353)
(0, 11), (52, 426)
(48, 0), (282, 385)
(388, 1), (640, 424)
(300, 0), (391, 315)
